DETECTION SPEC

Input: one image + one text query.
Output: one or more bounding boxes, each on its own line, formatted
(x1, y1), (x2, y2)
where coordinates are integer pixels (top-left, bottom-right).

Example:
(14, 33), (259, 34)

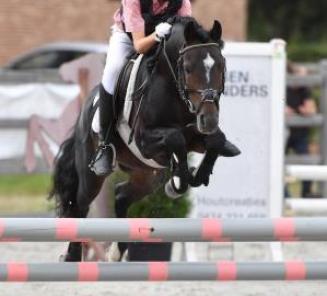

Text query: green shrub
(127, 178), (192, 218)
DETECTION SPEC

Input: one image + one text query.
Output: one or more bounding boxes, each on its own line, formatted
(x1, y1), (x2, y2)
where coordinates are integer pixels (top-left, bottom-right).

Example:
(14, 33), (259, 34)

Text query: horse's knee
(165, 130), (186, 153)
(205, 131), (226, 151)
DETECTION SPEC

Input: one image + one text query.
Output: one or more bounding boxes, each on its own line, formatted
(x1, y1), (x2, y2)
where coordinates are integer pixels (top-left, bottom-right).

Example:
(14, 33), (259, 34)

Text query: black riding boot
(90, 84), (116, 176)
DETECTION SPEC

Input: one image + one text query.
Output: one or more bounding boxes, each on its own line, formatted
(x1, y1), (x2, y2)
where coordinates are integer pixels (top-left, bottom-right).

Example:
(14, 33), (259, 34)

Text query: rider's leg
(91, 85), (115, 176)
(91, 26), (134, 176)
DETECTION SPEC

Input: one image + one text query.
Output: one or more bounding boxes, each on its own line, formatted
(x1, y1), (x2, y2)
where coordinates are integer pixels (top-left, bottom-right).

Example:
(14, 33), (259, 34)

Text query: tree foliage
(248, 0), (327, 42)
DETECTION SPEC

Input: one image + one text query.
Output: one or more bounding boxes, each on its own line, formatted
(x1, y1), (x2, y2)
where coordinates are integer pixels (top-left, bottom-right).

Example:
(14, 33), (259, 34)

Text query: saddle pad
(121, 54), (143, 125)
(117, 55), (165, 169)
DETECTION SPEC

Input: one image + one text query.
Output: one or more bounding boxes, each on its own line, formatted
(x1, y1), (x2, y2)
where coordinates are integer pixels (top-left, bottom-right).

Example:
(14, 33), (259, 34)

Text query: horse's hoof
(165, 179), (183, 199)
(59, 254), (78, 262)
(61, 253), (81, 262)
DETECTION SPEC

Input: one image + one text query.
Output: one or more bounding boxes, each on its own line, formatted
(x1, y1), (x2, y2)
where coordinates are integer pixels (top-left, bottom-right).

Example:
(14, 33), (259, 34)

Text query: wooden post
(77, 68), (90, 105)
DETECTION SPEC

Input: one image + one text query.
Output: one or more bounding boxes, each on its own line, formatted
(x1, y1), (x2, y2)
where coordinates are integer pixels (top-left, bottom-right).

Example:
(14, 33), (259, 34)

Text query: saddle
(92, 53), (165, 169)
(91, 53), (140, 134)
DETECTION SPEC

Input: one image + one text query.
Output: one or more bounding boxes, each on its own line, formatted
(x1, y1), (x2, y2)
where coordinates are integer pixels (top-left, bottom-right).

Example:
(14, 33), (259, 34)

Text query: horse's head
(171, 19), (225, 135)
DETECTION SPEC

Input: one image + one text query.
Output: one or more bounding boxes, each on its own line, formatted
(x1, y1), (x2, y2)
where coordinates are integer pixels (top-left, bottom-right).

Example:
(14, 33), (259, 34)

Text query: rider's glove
(155, 22), (172, 42)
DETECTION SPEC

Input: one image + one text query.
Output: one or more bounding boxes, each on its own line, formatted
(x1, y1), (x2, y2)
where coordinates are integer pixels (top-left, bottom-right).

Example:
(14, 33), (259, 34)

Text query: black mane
(169, 16), (224, 48)
(145, 16), (224, 81)
(169, 16), (210, 43)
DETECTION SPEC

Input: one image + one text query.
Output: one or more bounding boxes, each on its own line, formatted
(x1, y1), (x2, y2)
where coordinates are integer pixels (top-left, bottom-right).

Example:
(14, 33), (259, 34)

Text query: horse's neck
(143, 67), (192, 127)
(140, 33), (193, 125)
(164, 33), (184, 62)
(155, 36), (183, 84)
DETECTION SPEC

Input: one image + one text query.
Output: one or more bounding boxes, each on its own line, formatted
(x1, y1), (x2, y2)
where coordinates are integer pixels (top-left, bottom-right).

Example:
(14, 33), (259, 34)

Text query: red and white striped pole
(1, 261), (326, 282)
(0, 218), (326, 242)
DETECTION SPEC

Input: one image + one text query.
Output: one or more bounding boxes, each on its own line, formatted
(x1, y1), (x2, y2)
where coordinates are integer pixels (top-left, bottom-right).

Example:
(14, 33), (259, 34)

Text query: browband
(179, 43), (221, 55)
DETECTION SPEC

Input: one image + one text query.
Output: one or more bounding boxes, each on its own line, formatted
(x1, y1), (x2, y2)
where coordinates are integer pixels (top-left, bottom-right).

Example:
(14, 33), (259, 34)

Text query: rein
(128, 38), (225, 143)
(162, 39), (225, 114)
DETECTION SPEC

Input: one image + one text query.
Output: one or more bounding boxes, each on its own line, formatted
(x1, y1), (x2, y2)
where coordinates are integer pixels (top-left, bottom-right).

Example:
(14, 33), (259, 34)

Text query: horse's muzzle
(197, 113), (219, 135)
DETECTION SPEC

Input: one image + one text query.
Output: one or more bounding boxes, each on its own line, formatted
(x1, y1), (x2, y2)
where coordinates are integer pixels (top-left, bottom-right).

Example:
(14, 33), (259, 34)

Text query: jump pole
(286, 199), (327, 213)
(1, 218), (327, 242)
(1, 261), (327, 282)
(286, 165), (327, 181)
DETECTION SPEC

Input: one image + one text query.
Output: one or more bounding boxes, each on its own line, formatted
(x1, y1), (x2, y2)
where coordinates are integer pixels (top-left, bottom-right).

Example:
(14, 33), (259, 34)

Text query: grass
(0, 174), (53, 214)
(0, 195), (50, 214)
(0, 173), (316, 215)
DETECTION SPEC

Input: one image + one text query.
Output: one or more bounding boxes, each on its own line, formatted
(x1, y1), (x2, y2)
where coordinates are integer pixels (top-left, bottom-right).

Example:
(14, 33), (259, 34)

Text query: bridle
(162, 39), (225, 114)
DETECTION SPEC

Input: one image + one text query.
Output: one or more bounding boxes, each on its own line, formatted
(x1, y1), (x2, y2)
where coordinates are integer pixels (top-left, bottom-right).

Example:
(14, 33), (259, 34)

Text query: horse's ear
(184, 21), (197, 44)
(210, 20), (222, 42)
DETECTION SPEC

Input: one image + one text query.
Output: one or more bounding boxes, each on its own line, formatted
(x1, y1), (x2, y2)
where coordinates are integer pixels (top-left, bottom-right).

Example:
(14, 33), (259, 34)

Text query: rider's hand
(155, 22), (172, 42)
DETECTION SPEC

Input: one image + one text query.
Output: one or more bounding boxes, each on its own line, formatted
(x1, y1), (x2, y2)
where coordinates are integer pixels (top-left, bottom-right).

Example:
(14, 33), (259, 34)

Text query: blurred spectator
(286, 62), (317, 198)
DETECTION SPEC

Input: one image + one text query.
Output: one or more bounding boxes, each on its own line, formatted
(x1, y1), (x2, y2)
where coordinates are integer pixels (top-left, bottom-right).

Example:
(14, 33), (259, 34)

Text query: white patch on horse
(203, 53), (215, 84)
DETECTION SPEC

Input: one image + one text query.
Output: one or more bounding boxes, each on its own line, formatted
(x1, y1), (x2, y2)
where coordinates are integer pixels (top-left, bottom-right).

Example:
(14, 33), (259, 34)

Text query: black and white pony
(50, 16), (239, 261)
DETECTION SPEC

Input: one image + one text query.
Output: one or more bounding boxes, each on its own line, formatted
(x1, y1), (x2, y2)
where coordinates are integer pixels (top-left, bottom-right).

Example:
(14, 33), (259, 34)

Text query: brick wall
(0, 0), (247, 65)
(193, 0), (248, 41)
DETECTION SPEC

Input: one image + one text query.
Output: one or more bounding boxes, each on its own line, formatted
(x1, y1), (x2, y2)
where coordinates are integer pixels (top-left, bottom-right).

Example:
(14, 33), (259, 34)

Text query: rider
(91, 0), (240, 176)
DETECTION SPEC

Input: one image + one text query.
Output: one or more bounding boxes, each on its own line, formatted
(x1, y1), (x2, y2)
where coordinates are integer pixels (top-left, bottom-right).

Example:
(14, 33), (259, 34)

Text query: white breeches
(102, 26), (135, 95)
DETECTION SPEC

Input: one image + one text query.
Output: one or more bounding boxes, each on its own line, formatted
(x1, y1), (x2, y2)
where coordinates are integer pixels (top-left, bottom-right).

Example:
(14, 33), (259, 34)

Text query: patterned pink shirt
(114, 0), (192, 33)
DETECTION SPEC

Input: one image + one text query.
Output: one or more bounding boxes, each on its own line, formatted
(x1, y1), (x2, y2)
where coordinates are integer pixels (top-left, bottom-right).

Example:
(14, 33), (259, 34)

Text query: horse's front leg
(190, 129), (226, 187)
(139, 127), (190, 198)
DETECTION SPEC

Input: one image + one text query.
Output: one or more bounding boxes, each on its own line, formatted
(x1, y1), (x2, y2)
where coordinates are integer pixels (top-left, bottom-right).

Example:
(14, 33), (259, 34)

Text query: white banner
(192, 40), (286, 218)
(0, 83), (79, 119)
(0, 83), (79, 159)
